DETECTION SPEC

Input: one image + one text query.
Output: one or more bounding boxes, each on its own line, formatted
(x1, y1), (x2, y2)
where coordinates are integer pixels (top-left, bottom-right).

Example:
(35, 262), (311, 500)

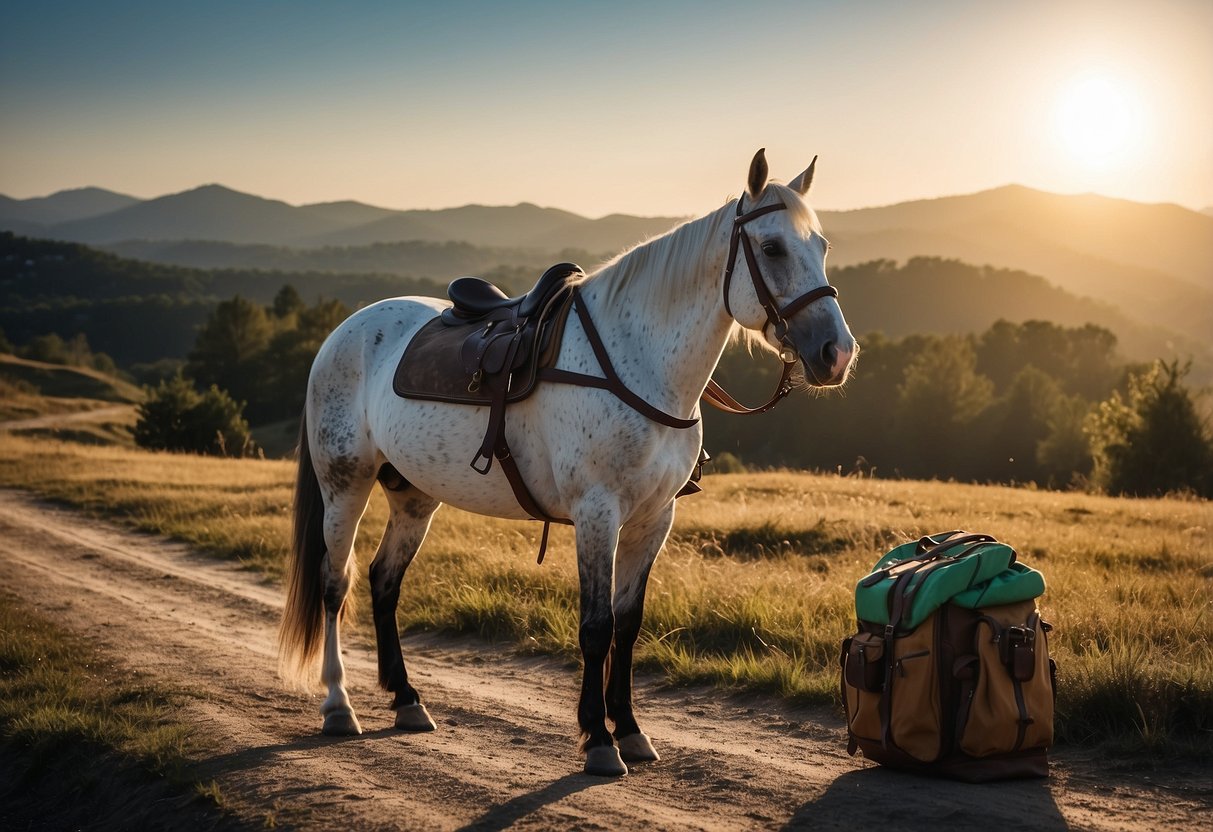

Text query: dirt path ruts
(0, 490), (1208, 831)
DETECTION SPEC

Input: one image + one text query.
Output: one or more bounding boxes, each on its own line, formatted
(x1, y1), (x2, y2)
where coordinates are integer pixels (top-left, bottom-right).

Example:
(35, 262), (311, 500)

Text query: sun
(1052, 72), (1144, 168)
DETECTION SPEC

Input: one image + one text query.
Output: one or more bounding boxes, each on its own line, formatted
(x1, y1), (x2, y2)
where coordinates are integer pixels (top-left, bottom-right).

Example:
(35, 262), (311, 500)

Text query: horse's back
(312, 295), (445, 386)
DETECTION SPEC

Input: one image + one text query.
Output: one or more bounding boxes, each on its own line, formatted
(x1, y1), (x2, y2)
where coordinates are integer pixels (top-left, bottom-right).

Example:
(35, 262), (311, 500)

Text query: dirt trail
(0, 403), (133, 431)
(0, 490), (1207, 831)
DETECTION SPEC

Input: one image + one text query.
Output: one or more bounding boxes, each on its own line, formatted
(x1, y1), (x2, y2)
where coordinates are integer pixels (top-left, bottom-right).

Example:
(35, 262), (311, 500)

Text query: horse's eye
(761, 240), (785, 257)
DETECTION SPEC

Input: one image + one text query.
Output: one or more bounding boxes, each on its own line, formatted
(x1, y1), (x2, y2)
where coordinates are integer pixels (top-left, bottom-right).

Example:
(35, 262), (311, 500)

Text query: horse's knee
(579, 616), (614, 660)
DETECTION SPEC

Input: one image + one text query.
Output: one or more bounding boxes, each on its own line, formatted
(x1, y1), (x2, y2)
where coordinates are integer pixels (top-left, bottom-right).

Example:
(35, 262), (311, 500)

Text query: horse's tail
(278, 411), (327, 688)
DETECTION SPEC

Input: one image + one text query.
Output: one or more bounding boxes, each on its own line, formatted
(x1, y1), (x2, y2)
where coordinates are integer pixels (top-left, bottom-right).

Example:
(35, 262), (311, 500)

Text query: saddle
(393, 263), (579, 412)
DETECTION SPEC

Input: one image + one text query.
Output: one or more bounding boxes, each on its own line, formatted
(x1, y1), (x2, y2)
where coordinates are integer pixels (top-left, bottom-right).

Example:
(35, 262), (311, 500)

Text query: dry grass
(0, 591), (232, 828)
(0, 432), (1209, 753)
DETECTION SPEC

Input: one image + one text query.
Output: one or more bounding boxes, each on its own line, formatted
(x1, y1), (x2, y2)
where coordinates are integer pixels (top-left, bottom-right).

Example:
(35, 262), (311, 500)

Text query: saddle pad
(393, 295), (573, 406)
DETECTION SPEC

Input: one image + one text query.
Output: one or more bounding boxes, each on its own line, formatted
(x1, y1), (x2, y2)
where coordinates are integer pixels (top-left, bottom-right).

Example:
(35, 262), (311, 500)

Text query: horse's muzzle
(796, 329), (857, 388)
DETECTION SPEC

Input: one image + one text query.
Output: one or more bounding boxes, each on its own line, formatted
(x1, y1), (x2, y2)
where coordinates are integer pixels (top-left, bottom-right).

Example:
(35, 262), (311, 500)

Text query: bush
(1086, 360), (1213, 497)
(133, 374), (256, 457)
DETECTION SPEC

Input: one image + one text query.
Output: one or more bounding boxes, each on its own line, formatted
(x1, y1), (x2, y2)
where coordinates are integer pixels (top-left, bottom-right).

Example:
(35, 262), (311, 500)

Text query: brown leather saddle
(393, 262), (579, 413)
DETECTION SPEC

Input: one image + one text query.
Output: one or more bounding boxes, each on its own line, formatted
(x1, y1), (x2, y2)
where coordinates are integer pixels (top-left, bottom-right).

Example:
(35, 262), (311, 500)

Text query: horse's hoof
(584, 745), (628, 777)
(395, 703), (437, 732)
(321, 710), (362, 736)
(617, 732), (660, 763)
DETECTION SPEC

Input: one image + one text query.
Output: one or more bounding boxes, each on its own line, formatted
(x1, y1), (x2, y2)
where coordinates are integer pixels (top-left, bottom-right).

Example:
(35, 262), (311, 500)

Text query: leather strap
(539, 292), (698, 429)
(701, 367), (795, 416)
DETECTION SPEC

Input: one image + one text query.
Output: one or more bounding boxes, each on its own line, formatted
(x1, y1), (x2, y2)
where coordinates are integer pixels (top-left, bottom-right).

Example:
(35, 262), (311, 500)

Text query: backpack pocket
(842, 636), (884, 744)
(959, 601), (1055, 757)
(888, 619), (942, 762)
(845, 632), (885, 692)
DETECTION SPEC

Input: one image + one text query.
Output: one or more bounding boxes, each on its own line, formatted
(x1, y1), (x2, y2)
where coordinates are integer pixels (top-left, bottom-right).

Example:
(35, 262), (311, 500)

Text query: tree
(272, 284), (305, 320)
(972, 366), (1065, 483)
(134, 374), (255, 457)
(186, 296), (272, 405)
(1086, 360), (1213, 497)
(1035, 395), (1094, 487)
(893, 336), (994, 479)
(250, 296), (350, 422)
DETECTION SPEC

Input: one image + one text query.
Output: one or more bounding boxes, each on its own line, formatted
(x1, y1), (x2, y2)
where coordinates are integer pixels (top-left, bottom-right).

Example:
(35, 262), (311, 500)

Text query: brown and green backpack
(841, 531), (1057, 781)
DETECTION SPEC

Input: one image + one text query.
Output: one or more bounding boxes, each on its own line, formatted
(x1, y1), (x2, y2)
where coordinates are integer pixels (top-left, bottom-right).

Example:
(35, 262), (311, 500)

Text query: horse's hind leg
(607, 502), (675, 764)
(316, 466), (377, 736)
(369, 467), (440, 731)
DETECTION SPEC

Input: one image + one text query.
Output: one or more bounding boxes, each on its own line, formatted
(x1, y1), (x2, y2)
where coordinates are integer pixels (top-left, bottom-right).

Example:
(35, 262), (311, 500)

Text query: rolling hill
(0, 187), (140, 227)
(2, 232), (1202, 375)
(2, 181), (1209, 357)
(0, 185), (683, 254)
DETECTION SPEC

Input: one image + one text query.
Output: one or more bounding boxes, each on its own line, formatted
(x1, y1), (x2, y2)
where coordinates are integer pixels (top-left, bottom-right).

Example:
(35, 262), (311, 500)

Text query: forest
(2, 231), (1209, 497)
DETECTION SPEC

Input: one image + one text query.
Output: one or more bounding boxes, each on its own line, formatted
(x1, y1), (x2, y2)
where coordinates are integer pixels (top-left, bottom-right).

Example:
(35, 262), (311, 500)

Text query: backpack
(840, 531), (1057, 781)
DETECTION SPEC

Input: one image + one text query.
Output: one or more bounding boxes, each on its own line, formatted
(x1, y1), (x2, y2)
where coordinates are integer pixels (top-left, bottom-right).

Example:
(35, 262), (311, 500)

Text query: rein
(704, 198), (839, 415)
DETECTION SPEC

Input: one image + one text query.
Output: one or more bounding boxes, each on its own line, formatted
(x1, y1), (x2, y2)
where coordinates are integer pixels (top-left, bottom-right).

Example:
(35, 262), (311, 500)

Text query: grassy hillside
(0, 433), (1207, 754)
(0, 355), (139, 444)
(0, 354), (142, 403)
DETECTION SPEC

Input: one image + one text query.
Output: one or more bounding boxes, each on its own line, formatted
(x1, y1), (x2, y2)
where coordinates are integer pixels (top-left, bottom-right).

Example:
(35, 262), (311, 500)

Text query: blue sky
(2, 0), (1210, 215)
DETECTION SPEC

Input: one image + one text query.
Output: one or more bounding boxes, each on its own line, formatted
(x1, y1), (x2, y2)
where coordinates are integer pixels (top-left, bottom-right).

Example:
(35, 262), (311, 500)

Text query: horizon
(2, 1), (1211, 215)
(6, 180), (1210, 221)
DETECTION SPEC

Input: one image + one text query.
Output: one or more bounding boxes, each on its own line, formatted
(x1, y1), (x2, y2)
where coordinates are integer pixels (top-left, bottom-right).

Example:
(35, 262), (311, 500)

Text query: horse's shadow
(454, 772), (608, 832)
(783, 765), (1069, 831)
(191, 730), (610, 826)
(190, 727), (405, 779)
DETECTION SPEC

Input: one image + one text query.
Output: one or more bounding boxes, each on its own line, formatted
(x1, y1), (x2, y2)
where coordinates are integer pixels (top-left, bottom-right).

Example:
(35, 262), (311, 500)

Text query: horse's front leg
(607, 502), (674, 764)
(574, 500), (626, 776)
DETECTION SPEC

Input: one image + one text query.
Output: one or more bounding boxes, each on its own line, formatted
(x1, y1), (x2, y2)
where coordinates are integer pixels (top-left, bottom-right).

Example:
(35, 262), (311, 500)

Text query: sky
(2, 0), (1211, 217)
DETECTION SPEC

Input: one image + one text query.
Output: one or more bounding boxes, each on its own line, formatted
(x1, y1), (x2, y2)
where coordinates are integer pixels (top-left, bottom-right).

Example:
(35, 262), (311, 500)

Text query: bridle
(702, 197), (840, 415)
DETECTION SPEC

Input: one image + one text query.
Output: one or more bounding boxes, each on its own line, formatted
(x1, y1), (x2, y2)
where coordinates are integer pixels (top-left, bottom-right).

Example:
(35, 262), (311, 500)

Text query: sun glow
(1053, 72), (1145, 169)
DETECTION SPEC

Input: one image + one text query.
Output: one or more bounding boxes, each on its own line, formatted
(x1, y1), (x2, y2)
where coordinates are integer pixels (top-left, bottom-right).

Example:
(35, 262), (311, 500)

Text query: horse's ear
(789, 155), (818, 195)
(746, 148), (769, 199)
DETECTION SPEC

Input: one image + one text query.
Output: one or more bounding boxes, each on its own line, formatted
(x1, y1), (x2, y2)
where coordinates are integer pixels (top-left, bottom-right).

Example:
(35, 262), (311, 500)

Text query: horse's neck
(578, 205), (735, 419)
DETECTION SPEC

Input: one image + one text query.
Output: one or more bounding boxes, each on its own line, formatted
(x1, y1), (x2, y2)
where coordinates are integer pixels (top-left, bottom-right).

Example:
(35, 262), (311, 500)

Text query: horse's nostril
(820, 341), (837, 367)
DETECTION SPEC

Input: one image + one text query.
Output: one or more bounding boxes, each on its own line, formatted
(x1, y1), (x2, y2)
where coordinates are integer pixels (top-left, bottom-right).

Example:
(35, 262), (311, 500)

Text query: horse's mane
(584, 182), (822, 348)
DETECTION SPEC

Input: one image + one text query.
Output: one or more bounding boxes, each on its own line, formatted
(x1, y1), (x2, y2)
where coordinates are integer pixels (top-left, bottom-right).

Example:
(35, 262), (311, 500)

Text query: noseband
(703, 198), (840, 415)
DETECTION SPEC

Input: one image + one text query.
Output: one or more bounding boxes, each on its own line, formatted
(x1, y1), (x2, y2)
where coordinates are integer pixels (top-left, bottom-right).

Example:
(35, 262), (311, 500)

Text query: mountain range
(2, 181), (1210, 352)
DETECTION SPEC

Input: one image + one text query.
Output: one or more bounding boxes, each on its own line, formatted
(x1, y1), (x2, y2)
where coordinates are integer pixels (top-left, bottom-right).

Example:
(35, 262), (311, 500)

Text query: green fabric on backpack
(855, 532), (1045, 629)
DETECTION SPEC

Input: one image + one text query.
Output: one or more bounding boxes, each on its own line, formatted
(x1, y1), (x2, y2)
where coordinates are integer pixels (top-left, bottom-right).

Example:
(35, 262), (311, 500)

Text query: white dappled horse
(279, 150), (856, 776)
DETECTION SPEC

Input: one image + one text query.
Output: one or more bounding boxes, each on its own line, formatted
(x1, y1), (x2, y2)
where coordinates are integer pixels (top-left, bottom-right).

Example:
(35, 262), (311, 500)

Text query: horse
(279, 149), (857, 776)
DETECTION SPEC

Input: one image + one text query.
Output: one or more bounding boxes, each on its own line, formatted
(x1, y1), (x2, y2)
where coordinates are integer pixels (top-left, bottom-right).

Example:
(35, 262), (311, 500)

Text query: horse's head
(724, 149), (857, 387)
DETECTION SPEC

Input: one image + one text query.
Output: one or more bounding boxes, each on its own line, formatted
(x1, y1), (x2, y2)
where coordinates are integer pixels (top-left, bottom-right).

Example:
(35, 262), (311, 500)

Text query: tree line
(705, 319), (1212, 497)
(158, 290), (1211, 497)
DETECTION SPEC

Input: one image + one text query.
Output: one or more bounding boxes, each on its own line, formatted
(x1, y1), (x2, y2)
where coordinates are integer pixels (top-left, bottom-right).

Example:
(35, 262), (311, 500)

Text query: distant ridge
(0, 184), (683, 253)
(2, 181), (1209, 346)
(0, 187), (140, 233)
(48, 184), (339, 246)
